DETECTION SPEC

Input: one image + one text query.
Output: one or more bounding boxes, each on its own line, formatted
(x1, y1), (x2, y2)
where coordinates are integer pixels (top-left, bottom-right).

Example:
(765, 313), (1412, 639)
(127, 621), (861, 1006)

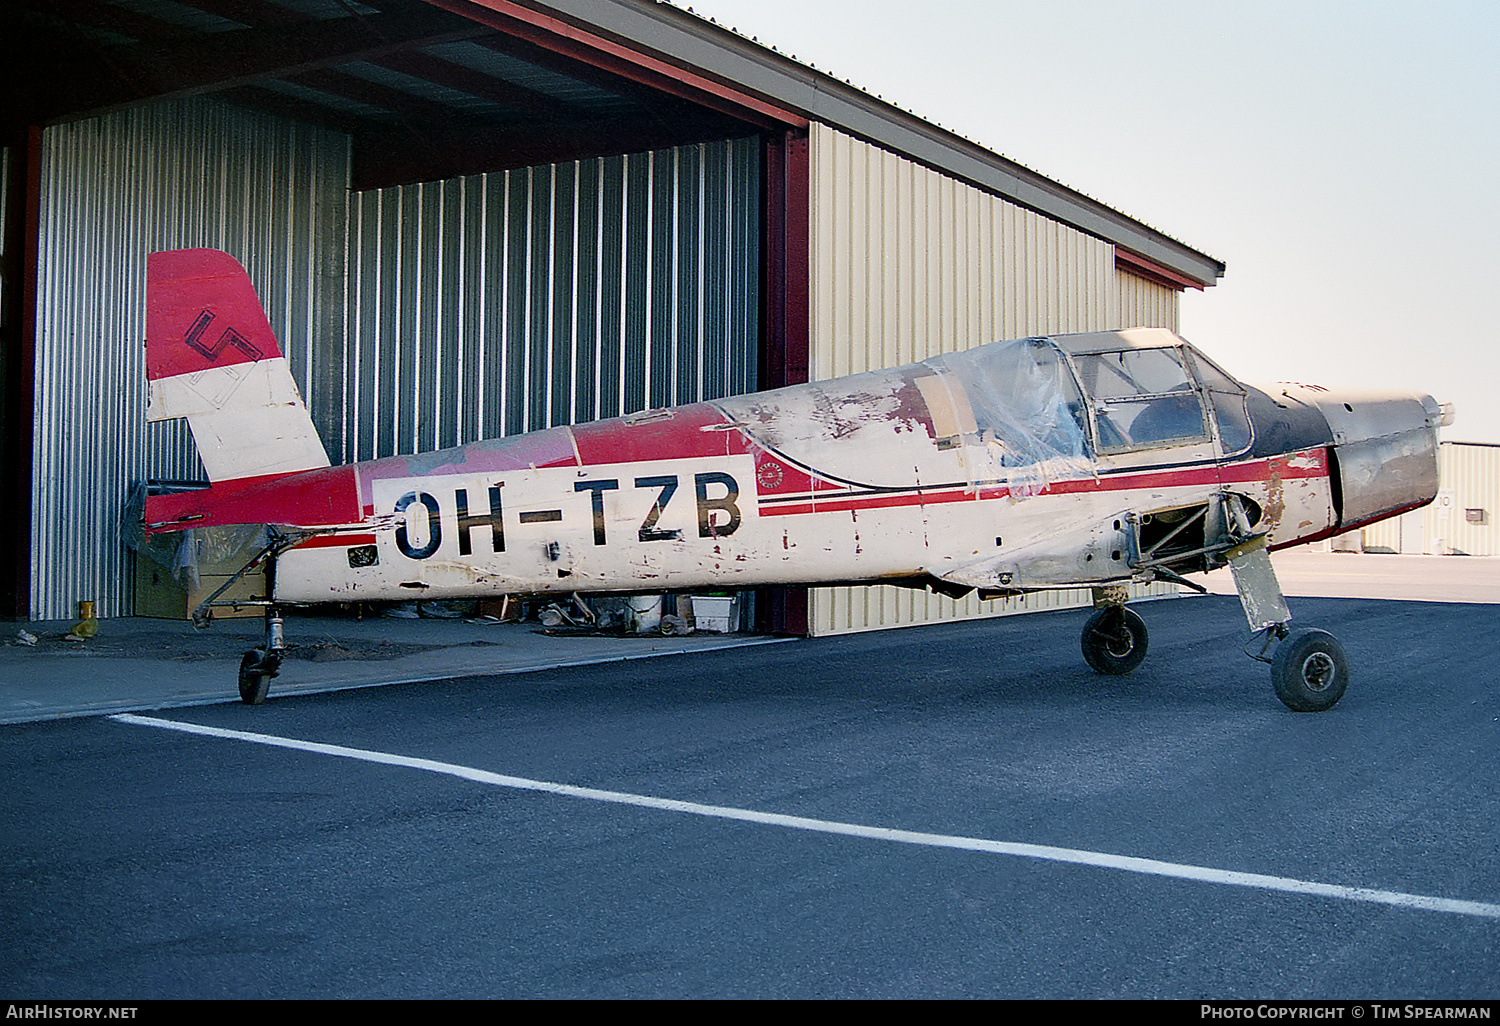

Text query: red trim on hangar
(1115, 248), (1206, 292)
(420, 0), (807, 129)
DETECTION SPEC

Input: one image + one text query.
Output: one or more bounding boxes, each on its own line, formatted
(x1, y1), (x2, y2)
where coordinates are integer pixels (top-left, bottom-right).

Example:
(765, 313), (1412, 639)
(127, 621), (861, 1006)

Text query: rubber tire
(1272, 628), (1348, 712)
(1081, 605), (1149, 675)
(239, 649), (272, 706)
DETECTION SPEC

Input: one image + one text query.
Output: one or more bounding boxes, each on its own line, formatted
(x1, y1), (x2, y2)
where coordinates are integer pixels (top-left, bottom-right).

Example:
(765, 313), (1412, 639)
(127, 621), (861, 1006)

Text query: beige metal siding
(810, 124), (1118, 377)
(1438, 443), (1500, 555)
(807, 124), (1176, 635)
(1362, 442), (1500, 556)
(1357, 516), (1398, 553)
(1114, 267), (1180, 333)
(816, 584), (1118, 637)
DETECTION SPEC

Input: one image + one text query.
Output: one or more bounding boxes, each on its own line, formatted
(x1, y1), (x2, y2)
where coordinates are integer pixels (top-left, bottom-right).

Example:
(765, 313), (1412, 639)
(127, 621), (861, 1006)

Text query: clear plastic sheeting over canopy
(923, 338), (1091, 496)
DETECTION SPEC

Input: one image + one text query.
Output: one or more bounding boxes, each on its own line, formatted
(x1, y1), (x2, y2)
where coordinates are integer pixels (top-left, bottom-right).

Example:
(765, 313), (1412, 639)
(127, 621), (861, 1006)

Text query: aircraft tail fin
(146, 249), (330, 484)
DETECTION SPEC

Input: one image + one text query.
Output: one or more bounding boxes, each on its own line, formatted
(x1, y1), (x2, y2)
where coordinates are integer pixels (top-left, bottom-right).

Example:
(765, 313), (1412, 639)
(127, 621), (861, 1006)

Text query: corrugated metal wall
(1115, 268), (1180, 334)
(806, 123), (1178, 635)
(1, 146), (10, 268)
(810, 124), (1112, 378)
(338, 139), (761, 464)
(1362, 442), (1500, 556)
(32, 98), (349, 620)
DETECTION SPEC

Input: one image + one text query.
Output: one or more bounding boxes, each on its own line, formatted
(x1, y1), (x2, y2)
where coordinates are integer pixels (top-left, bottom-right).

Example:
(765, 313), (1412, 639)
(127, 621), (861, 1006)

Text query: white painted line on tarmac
(112, 712), (1500, 921)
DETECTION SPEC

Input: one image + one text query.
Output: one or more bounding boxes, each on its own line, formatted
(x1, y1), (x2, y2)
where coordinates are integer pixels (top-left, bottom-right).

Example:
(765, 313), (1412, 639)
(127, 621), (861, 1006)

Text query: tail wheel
(1081, 605), (1149, 675)
(1271, 628), (1348, 712)
(238, 649), (273, 705)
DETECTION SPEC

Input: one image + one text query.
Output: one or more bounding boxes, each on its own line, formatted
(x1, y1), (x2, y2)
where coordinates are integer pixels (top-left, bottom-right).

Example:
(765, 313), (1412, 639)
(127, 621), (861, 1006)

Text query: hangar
(1, 0), (1223, 631)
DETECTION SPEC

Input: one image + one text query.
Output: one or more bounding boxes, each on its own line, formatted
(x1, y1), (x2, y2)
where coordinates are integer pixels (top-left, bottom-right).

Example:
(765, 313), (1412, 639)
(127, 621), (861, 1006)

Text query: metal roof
(1, 0), (1223, 286)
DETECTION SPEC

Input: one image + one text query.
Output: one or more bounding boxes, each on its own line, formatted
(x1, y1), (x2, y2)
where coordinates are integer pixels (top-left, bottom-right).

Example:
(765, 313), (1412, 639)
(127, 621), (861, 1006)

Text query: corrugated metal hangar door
(340, 138), (761, 465)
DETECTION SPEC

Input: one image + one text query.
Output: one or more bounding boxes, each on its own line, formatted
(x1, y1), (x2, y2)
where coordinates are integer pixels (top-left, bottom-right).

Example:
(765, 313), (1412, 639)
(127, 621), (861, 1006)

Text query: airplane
(141, 248), (1450, 711)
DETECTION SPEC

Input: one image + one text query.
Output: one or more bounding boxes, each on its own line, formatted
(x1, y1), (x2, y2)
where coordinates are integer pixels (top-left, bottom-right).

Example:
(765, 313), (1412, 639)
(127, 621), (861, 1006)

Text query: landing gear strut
(1227, 526), (1350, 712)
(189, 530), (300, 707)
(1079, 493), (1351, 711)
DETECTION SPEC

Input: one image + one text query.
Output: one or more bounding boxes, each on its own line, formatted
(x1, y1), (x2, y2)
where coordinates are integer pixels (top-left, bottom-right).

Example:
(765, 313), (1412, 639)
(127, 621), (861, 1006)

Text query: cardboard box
(134, 553), (267, 619)
(687, 594), (738, 633)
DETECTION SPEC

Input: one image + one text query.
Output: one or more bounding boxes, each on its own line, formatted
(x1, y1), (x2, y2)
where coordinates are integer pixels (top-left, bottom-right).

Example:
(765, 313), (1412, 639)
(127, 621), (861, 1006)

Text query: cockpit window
(1183, 352), (1253, 456)
(1071, 348), (1210, 453)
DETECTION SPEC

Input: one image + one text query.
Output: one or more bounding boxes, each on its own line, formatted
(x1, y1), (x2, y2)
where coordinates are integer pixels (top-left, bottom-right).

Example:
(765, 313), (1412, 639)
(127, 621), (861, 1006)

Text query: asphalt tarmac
(3, 551), (1498, 999)
(0, 608), (784, 725)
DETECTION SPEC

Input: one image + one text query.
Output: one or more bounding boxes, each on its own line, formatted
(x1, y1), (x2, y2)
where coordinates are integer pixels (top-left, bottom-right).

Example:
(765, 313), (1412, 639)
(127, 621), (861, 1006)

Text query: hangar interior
(1, 0), (1222, 630)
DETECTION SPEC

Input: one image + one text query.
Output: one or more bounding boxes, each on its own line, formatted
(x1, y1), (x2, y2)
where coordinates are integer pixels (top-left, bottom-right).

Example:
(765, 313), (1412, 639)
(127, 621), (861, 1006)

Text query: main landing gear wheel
(238, 649), (276, 705)
(1271, 628), (1348, 712)
(1081, 605), (1149, 675)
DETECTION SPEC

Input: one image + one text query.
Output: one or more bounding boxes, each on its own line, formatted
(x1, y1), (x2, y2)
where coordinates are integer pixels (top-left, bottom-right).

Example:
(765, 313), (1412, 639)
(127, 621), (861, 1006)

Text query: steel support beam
(756, 127), (810, 637)
(11, 8), (488, 126)
(0, 127), (41, 619)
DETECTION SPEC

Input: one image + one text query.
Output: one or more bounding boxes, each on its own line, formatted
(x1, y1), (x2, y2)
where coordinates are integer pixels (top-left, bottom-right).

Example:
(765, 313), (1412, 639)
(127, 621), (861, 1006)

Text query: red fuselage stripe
(756, 450), (1328, 516)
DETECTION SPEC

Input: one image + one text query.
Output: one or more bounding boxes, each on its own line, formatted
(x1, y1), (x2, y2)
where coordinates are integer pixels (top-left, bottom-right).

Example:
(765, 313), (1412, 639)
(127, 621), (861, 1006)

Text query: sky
(675, 0), (1500, 443)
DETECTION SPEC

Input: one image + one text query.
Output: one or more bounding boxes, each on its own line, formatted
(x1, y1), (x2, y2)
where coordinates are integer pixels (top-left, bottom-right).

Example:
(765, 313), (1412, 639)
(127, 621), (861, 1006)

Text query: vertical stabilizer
(146, 249), (330, 483)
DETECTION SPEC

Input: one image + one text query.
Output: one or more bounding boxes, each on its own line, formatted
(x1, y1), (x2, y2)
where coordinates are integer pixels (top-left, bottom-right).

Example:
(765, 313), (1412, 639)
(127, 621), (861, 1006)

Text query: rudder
(146, 249), (329, 483)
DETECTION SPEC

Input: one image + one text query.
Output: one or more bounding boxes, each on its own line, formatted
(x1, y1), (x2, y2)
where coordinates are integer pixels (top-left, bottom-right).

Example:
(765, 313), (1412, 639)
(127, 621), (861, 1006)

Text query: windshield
(715, 337), (1094, 491)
